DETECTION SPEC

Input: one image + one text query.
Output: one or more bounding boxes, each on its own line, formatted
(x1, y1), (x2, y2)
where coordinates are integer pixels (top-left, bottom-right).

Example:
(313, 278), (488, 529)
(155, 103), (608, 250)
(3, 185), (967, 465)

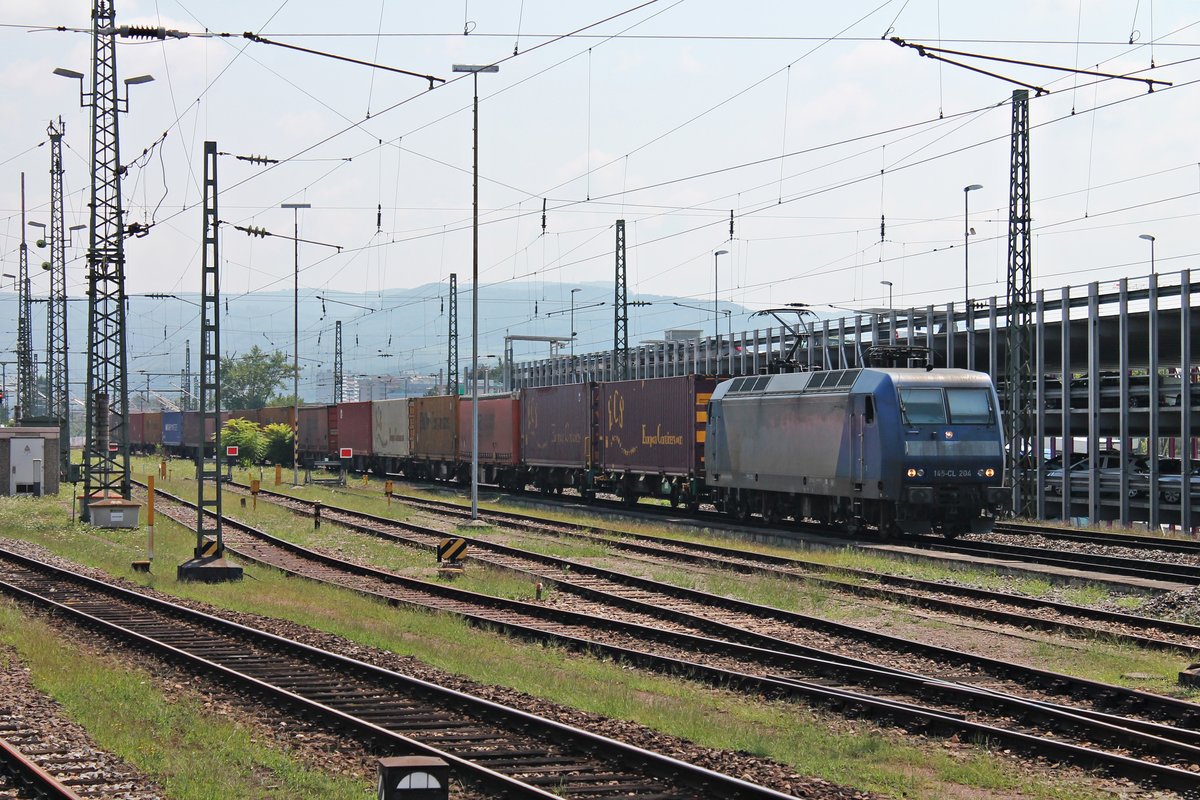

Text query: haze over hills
(0, 280), (783, 407)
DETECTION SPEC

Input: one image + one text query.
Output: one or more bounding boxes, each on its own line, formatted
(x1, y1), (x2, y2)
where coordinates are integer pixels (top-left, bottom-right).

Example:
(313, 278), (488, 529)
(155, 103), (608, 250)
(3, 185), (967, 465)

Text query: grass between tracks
(0, 601), (371, 799)
(29, 463), (1173, 798)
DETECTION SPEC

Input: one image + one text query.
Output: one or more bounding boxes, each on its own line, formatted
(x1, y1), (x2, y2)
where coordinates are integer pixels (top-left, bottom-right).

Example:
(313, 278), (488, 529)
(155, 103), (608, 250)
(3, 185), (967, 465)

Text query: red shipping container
(128, 412), (145, 447)
(143, 411), (163, 447)
(457, 395), (521, 465)
(596, 376), (715, 476)
(298, 405), (329, 455)
(327, 405), (340, 453)
(409, 396), (457, 460)
(335, 401), (373, 456)
(521, 384), (592, 468)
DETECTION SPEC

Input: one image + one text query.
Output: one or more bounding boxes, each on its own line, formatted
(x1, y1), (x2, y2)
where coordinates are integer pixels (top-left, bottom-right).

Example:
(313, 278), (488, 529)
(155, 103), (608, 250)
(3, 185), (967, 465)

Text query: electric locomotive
(705, 366), (1008, 537)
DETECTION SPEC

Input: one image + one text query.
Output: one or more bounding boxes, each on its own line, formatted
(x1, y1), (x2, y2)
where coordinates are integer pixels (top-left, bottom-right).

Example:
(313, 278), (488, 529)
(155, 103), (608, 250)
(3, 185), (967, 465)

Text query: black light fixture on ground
(1139, 233), (1156, 275)
(452, 62), (499, 522)
(282, 201), (311, 486)
(963, 184), (982, 308)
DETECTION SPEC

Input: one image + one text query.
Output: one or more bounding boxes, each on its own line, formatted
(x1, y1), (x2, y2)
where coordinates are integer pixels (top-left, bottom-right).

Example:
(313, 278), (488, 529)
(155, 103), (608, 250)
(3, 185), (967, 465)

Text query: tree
(220, 346), (297, 409)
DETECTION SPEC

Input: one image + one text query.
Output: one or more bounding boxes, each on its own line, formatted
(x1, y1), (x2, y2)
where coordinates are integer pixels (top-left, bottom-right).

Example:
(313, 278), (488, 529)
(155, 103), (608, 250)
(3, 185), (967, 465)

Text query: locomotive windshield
(899, 386), (995, 425)
(898, 388), (946, 424)
(946, 388), (994, 424)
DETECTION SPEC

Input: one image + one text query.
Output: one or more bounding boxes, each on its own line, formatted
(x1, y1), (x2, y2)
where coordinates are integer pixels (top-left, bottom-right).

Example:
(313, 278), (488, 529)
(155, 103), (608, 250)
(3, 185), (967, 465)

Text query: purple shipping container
(521, 384), (592, 468)
(182, 411), (216, 448)
(336, 401), (373, 456)
(298, 405), (329, 456)
(596, 376), (715, 476)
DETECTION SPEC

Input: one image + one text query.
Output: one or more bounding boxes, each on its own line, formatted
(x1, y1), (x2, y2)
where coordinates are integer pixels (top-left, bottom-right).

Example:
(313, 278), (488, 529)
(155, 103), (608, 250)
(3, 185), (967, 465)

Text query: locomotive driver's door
(850, 394), (866, 488)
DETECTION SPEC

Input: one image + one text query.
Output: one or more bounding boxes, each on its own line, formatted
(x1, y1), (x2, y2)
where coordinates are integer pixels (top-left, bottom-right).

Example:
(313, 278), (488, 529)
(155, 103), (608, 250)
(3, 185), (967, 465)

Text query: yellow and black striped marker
(195, 538), (222, 558)
(437, 537), (468, 564)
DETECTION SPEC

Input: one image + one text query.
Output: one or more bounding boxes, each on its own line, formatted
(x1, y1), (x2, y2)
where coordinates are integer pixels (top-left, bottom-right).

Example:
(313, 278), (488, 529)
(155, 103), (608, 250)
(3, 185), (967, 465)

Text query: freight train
(129, 367), (1008, 538)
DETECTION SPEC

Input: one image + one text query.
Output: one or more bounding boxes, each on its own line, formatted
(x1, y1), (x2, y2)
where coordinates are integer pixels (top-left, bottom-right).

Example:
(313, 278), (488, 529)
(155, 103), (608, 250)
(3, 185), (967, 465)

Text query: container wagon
(456, 394), (521, 487)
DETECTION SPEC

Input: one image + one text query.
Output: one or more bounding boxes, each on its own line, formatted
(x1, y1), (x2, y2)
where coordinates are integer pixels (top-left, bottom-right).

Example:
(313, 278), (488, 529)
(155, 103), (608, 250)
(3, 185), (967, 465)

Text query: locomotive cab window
(946, 388), (993, 424)
(898, 388), (946, 424)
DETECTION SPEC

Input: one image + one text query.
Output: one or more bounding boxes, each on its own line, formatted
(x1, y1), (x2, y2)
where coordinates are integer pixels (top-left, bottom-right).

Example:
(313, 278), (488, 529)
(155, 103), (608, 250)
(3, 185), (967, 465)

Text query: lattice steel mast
(47, 119), (70, 474)
(196, 142), (223, 555)
(612, 220), (628, 381)
(333, 320), (344, 402)
(80, 0), (134, 516)
(16, 174), (33, 422)
(447, 273), (458, 396)
(1005, 89), (1034, 516)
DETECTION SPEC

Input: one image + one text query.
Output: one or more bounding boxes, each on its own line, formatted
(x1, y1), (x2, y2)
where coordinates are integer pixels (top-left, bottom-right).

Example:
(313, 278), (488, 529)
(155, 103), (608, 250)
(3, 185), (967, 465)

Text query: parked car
(1046, 450), (1141, 497)
(1134, 457), (1200, 504)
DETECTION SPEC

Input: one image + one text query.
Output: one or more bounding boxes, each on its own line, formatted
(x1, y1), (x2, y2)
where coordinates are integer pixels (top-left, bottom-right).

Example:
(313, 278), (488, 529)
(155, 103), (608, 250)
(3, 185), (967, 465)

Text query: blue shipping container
(162, 411), (183, 446)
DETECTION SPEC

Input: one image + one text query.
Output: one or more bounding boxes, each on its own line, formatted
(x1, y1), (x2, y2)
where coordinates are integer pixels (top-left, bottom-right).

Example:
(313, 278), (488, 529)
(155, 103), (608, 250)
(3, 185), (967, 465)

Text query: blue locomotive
(705, 366), (1008, 537)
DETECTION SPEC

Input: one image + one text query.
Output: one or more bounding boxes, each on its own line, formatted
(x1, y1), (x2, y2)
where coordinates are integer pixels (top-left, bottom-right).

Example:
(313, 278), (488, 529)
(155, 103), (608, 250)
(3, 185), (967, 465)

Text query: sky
(0, 0), (1197, 380)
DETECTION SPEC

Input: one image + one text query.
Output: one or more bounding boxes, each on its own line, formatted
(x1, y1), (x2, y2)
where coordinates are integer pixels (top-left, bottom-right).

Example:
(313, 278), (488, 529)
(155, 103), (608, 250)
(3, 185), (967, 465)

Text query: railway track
(235, 480), (1200, 657)
(145, 483), (1200, 790)
(324, 474), (1200, 588)
(0, 734), (82, 799)
(0, 544), (801, 800)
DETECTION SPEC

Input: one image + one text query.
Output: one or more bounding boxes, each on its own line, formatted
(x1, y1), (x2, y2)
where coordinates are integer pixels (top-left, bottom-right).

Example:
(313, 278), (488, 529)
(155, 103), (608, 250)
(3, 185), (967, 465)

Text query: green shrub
(221, 418), (264, 466)
(263, 422), (294, 466)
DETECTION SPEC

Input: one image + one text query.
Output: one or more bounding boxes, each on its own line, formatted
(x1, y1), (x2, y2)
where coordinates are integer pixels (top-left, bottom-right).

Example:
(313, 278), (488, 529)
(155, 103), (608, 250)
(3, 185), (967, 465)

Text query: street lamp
(452, 62), (499, 522)
(569, 288), (581, 358)
(282, 201), (311, 486)
(880, 280), (893, 313)
(713, 250), (729, 339)
(1139, 233), (1156, 275)
(963, 184), (982, 308)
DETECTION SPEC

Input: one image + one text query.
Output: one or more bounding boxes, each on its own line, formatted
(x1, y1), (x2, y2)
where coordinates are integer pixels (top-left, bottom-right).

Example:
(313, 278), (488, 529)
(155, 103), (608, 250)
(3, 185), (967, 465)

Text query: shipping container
(521, 384), (592, 468)
(372, 399), (411, 458)
(327, 405), (340, 454)
(335, 401), (373, 457)
(258, 406), (295, 429)
(182, 411), (216, 448)
(456, 395), (521, 464)
(128, 412), (145, 447)
(596, 376), (715, 476)
(409, 396), (457, 460)
(298, 405), (329, 456)
(143, 411), (163, 448)
(162, 411), (183, 447)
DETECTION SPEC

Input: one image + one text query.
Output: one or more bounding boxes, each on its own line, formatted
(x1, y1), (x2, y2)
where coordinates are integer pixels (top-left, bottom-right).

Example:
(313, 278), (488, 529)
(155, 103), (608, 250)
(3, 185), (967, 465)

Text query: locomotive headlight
(906, 467), (924, 478)
(984, 467), (995, 478)
(906, 468), (917, 478)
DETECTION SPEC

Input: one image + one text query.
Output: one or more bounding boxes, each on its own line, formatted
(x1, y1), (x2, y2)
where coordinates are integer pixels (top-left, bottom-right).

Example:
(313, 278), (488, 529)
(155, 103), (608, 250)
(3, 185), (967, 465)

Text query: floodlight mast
(452, 62), (499, 521)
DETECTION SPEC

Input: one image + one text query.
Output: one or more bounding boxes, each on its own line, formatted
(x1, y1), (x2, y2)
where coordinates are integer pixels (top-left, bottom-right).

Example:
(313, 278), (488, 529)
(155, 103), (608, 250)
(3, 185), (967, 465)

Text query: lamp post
(452, 62), (499, 522)
(880, 280), (893, 313)
(963, 184), (982, 308)
(1139, 233), (1156, 275)
(281, 202), (310, 486)
(713, 250), (729, 339)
